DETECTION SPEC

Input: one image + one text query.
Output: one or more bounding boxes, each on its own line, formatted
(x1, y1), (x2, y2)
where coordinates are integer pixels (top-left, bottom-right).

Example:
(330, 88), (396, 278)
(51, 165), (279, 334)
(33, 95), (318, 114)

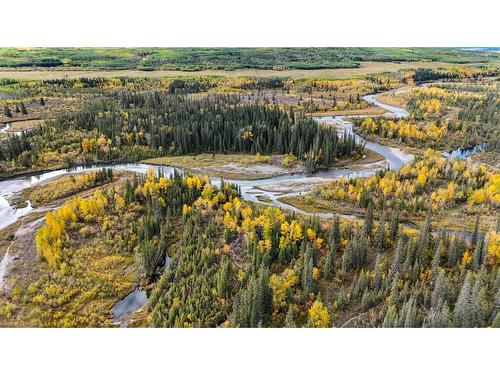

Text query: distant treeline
(0, 48), (498, 71)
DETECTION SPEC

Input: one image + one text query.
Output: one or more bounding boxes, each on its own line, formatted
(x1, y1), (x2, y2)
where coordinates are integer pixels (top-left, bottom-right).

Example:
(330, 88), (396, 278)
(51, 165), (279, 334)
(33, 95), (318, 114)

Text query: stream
(0, 87), (486, 322)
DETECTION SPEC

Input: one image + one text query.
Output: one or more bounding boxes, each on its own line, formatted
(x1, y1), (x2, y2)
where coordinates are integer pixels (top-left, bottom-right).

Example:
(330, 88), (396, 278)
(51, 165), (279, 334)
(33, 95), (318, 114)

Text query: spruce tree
(472, 238), (484, 271)
(431, 240), (444, 281)
(4, 105), (12, 117)
(362, 202), (374, 239)
(374, 211), (387, 252)
(403, 297), (417, 328)
(471, 214), (480, 246)
(389, 238), (403, 281)
(431, 269), (447, 309)
(284, 305), (296, 328)
(453, 272), (481, 327)
(19, 101), (28, 115)
(323, 246), (334, 278)
(389, 207), (400, 241)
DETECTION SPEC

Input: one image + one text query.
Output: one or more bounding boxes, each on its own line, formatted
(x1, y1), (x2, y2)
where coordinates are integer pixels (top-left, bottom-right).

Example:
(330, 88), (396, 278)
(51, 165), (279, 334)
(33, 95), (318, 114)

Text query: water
(0, 88), (481, 320)
(0, 123), (24, 137)
(443, 144), (485, 160)
(0, 89), (415, 231)
(1, 88), (485, 231)
(112, 288), (148, 326)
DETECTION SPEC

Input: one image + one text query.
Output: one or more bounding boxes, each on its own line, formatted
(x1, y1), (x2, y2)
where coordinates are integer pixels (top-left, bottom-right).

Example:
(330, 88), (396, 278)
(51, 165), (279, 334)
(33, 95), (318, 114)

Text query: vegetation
(354, 69), (499, 155)
(1, 48), (498, 71)
(1, 52), (499, 328)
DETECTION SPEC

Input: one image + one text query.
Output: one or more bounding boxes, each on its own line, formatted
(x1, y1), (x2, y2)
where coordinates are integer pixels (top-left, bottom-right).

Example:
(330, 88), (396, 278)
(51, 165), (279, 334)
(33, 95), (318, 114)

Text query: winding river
(0, 87), (486, 323)
(0, 90), (415, 231)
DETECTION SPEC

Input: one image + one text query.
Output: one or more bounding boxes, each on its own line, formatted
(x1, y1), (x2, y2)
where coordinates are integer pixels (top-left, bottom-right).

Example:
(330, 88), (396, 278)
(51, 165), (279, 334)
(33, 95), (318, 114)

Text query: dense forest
(1, 92), (358, 173)
(1, 60), (499, 329)
(0, 48), (498, 70)
(18, 171), (499, 327)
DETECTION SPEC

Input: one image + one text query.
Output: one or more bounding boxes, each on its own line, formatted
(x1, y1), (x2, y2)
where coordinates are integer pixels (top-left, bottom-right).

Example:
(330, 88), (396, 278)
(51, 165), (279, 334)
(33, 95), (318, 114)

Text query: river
(0, 87), (485, 323)
(1, 87), (486, 231)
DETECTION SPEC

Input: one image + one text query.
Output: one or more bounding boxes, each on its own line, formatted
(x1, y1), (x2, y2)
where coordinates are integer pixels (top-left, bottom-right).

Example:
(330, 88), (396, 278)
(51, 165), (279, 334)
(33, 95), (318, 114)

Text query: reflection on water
(443, 144), (485, 160)
(112, 288), (147, 326)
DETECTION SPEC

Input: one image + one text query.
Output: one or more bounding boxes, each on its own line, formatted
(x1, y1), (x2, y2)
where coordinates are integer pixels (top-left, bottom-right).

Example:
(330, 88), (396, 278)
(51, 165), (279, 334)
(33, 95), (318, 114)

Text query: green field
(0, 47), (498, 71)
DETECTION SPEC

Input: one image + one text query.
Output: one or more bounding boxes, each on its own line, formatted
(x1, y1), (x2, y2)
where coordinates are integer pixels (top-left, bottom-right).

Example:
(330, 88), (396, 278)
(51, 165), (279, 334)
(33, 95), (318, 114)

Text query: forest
(0, 48), (498, 70)
(3, 171), (497, 327)
(0, 54), (499, 328)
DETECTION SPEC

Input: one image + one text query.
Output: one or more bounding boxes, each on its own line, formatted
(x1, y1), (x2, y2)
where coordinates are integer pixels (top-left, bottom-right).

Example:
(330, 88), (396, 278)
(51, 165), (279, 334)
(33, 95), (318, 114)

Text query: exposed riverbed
(0, 88), (485, 322)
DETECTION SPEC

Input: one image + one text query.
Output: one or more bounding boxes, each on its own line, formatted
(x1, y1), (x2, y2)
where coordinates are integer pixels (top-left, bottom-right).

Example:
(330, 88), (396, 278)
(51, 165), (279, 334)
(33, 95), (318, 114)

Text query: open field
(143, 153), (305, 180)
(1, 61), (498, 80)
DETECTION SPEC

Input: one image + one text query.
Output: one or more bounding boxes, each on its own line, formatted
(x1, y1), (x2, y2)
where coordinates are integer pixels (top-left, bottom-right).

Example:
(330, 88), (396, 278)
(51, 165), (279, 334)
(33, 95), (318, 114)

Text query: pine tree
(453, 272), (481, 327)
(374, 211), (387, 252)
(389, 207), (400, 241)
(362, 202), (374, 239)
(284, 305), (296, 328)
(472, 238), (484, 271)
(431, 269), (447, 310)
(3, 105), (12, 117)
(431, 240), (444, 281)
(19, 101), (28, 115)
(471, 214), (480, 246)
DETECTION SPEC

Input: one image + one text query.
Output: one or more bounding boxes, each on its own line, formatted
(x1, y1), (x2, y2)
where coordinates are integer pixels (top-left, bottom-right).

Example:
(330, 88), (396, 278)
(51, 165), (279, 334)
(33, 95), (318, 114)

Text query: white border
(0, 0), (498, 46)
(1, 1), (499, 374)
(0, 328), (498, 374)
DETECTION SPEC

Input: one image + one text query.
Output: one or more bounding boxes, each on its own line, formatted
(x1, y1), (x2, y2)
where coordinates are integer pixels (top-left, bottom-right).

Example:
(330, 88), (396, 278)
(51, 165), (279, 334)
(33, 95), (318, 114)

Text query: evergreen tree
(389, 207), (400, 241)
(4, 105), (12, 117)
(374, 211), (387, 252)
(471, 214), (480, 246)
(431, 269), (447, 309)
(382, 305), (398, 328)
(403, 297), (417, 328)
(362, 202), (374, 239)
(19, 101), (28, 115)
(389, 238), (403, 281)
(472, 238), (484, 271)
(284, 305), (296, 328)
(454, 272), (481, 327)
(431, 240), (444, 281)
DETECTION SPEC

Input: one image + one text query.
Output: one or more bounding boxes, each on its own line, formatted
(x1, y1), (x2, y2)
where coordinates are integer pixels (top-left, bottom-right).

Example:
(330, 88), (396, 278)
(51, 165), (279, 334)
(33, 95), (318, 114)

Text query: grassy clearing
(144, 153), (257, 168)
(310, 107), (386, 117)
(375, 90), (409, 108)
(4, 119), (44, 132)
(0, 62), (494, 81)
(143, 153), (305, 180)
(14, 171), (121, 207)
